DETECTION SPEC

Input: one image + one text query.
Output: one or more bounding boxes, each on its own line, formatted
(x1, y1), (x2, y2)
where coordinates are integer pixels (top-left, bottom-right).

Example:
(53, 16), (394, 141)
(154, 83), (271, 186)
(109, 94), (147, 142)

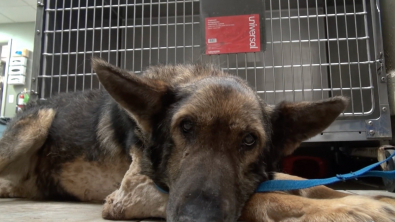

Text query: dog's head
(93, 59), (348, 222)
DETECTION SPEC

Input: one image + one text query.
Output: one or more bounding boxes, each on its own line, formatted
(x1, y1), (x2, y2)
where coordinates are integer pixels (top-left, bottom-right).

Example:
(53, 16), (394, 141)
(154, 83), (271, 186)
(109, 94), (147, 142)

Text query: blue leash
(256, 150), (395, 192)
(154, 150), (395, 194)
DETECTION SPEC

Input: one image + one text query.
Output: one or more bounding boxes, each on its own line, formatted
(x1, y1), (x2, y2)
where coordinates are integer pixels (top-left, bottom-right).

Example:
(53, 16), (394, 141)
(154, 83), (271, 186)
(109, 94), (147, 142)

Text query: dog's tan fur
(0, 109), (55, 199)
(57, 156), (130, 202)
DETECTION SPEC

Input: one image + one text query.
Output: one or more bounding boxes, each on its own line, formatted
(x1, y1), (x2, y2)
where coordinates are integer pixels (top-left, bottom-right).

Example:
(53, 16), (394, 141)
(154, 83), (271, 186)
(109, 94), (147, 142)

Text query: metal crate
(32, 0), (391, 142)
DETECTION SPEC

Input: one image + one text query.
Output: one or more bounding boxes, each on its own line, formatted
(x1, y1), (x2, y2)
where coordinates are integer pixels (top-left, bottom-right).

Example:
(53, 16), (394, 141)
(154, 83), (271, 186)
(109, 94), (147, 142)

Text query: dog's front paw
(304, 195), (395, 222)
(102, 190), (125, 220)
(0, 179), (21, 198)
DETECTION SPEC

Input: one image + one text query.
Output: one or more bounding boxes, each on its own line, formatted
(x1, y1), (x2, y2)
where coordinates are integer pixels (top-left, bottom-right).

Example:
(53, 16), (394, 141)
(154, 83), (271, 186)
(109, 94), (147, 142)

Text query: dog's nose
(178, 215), (223, 222)
(178, 206), (224, 222)
(177, 192), (225, 222)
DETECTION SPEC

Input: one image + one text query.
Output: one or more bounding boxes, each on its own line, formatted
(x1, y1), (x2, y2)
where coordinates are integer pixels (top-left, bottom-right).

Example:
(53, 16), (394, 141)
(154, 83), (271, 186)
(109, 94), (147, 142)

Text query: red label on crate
(205, 14), (261, 55)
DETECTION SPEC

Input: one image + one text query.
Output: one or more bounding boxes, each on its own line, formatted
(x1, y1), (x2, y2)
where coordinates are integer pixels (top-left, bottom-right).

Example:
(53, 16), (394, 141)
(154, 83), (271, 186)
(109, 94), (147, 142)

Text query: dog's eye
(181, 120), (193, 133)
(243, 134), (256, 146)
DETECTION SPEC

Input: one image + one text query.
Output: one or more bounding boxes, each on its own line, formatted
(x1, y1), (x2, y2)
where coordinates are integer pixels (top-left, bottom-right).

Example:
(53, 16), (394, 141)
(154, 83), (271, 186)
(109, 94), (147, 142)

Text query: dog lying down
(0, 58), (395, 222)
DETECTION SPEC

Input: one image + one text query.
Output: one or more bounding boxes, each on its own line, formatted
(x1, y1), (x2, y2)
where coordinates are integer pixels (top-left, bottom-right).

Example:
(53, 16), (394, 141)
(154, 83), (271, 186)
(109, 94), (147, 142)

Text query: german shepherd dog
(1, 58), (395, 222)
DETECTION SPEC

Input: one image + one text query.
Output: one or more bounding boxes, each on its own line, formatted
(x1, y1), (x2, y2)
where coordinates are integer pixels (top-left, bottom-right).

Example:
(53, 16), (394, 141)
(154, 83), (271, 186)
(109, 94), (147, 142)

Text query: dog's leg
(102, 149), (168, 220)
(239, 173), (395, 222)
(241, 191), (395, 222)
(0, 109), (56, 172)
(0, 108), (56, 198)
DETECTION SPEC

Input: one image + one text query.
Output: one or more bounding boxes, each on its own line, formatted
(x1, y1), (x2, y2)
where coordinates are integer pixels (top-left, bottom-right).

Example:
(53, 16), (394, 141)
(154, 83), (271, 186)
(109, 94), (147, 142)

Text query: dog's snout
(167, 155), (238, 222)
(176, 192), (225, 222)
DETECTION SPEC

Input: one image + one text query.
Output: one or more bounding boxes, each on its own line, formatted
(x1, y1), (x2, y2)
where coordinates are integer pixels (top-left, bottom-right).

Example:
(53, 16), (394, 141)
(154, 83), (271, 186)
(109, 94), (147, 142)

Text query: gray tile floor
(1, 181), (395, 222)
(0, 198), (166, 222)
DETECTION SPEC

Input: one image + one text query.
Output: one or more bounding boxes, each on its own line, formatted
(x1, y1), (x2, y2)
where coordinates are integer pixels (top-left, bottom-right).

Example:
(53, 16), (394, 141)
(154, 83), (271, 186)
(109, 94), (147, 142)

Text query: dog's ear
(92, 58), (171, 133)
(270, 97), (348, 155)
